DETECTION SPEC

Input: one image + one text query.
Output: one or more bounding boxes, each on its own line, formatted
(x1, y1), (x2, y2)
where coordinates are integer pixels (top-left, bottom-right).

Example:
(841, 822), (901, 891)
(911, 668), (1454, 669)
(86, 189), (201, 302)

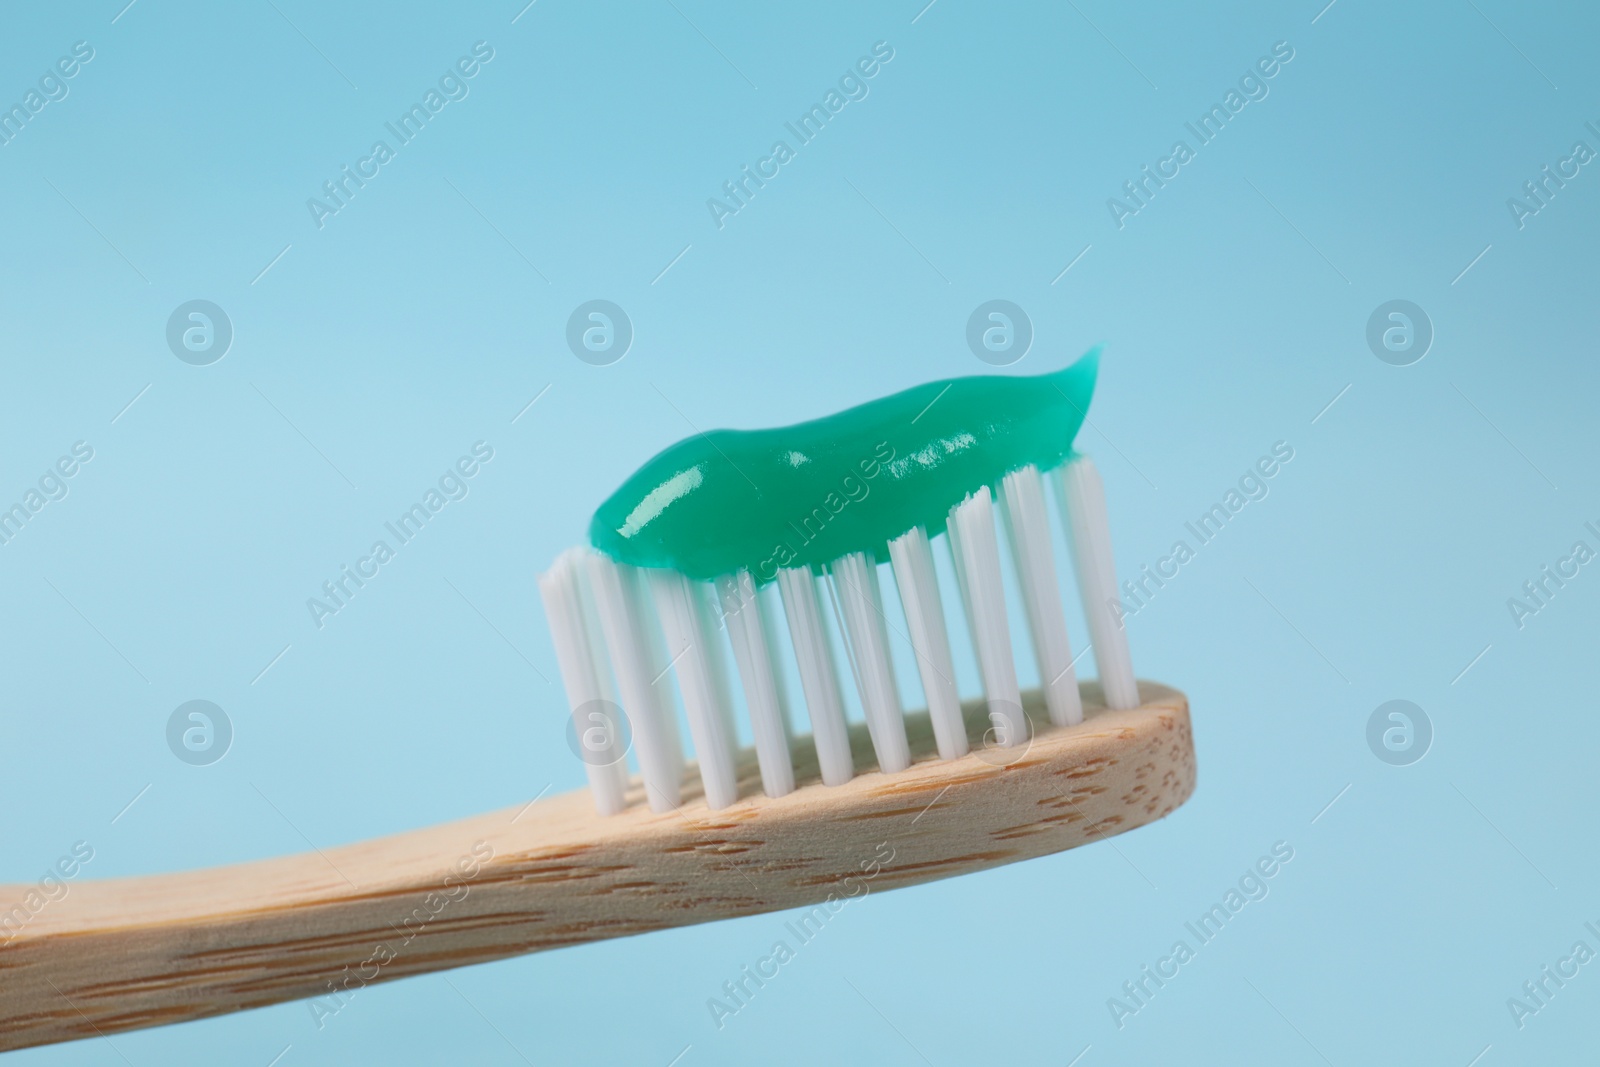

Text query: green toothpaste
(589, 349), (1100, 582)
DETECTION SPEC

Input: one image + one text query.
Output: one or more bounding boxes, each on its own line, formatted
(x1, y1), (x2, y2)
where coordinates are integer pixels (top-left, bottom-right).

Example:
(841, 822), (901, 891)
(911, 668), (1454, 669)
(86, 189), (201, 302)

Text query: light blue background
(3, 0), (1597, 1063)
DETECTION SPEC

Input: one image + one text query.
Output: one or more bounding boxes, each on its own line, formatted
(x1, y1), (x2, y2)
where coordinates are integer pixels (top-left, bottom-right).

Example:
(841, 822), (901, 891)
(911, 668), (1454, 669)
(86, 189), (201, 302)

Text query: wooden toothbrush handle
(0, 683), (1194, 1052)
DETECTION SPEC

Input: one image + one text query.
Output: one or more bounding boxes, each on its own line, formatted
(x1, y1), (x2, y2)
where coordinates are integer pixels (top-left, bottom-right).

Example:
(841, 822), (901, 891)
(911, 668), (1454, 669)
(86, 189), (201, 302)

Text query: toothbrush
(0, 350), (1195, 1052)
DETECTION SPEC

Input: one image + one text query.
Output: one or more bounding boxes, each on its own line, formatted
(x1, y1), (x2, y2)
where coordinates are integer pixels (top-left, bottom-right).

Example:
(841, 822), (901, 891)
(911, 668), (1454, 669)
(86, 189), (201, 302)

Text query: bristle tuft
(544, 453), (1139, 814)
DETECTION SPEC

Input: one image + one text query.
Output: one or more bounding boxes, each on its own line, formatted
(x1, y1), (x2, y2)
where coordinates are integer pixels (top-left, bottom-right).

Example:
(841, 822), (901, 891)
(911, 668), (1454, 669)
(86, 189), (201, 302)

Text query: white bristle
(537, 550), (629, 815)
(1000, 466), (1084, 727)
(649, 570), (739, 810)
(776, 567), (854, 786)
(716, 570), (796, 798)
(947, 491), (1026, 748)
(628, 565), (685, 781)
(940, 505), (979, 681)
(584, 553), (683, 811)
(826, 551), (911, 774)
(697, 583), (742, 761)
(887, 526), (966, 760)
(1056, 455), (1139, 710)
(757, 582), (798, 744)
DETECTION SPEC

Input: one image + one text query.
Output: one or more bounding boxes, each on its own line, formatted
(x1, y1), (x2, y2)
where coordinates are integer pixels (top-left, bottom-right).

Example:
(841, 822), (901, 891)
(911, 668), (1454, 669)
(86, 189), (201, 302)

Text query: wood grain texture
(0, 681), (1194, 1051)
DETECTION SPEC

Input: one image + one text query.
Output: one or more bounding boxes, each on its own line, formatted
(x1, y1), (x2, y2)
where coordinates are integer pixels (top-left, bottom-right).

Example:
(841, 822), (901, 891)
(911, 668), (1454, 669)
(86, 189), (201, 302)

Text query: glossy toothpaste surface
(589, 349), (1100, 581)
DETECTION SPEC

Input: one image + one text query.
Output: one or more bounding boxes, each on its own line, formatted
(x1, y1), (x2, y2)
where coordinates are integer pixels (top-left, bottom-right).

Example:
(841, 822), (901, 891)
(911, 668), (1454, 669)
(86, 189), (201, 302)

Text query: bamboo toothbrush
(0, 350), (1195, 1052)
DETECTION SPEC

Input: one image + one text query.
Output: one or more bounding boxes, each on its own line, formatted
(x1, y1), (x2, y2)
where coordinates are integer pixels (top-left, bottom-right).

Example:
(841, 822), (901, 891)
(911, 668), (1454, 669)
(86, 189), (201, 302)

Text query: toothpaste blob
(589, 349), (1100, 582)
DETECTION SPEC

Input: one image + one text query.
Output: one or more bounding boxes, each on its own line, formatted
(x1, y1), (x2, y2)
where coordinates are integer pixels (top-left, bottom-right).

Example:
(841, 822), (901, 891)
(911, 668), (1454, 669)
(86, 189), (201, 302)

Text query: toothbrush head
(540, 350), (1184, 824)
